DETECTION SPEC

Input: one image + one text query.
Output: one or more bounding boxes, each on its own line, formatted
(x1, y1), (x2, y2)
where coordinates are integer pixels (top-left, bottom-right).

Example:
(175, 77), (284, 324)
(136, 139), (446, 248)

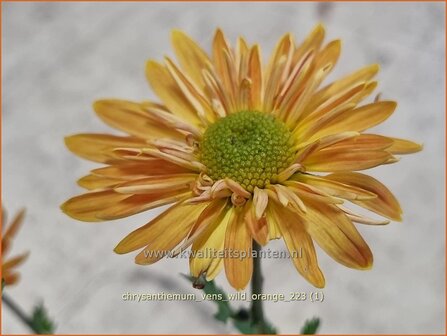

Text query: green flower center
(200, 111), (296, 192)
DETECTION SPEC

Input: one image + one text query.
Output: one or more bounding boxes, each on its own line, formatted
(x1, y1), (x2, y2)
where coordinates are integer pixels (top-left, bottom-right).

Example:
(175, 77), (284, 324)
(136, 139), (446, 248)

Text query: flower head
(2, 209), (29, 286)
(62, 25), (421, 289)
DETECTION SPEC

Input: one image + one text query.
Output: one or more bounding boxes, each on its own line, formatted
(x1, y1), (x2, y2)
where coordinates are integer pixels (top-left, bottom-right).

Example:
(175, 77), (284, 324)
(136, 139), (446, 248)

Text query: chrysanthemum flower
(2, 209), (29, 286)
(62, 25), (421, 289)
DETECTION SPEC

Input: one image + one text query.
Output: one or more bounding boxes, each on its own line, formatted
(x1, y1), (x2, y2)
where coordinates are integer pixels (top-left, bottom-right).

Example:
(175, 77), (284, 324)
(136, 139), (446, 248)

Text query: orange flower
(2, 209), (29, 286)
(62, 25), (421, 289)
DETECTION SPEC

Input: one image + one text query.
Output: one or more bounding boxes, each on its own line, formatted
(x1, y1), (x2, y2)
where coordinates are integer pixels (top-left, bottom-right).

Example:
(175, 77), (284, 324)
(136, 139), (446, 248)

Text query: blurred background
(2, 2), (445, 334)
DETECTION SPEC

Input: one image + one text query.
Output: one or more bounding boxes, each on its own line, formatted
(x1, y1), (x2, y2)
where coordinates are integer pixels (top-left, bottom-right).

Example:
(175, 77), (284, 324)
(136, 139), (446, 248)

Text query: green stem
(2, 293), (36, 333)
(251, 241), (269, 333)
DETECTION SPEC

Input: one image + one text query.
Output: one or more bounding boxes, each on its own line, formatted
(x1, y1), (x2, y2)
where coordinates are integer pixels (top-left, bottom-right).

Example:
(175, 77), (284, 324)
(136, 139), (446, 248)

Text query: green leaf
(30, 302), (55, 334)
(300, 317), (320, 334)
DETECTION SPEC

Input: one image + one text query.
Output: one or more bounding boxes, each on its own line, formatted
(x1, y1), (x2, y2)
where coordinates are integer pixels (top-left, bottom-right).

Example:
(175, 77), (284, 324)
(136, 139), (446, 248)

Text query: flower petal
(305, 64), (379, 114)
(97, 191), (193, 221)
(306, 101), (397, 142)
(145, 60), (202, 127)
(2, 252), (29, 271)
(302, 199), (373, 269)
(224, 207), (253, 290)
(115, 200), (209, 255)
(93, 99), (184, 141)
(65, 134), (147, 164)
(61, 190), (132, 222)
(292, 174), (376, 200)
(190, 207), (234, 278)
(2, 209), (25, 254)
(114, 174), (197, 194)
(302, 148), (392, 172)
(325, 172), (402, 221)
(243, 199), (269, 246)
(269, 201), (325, 288)
(387, 137), (423, 154)
(171, 30), (210, 89)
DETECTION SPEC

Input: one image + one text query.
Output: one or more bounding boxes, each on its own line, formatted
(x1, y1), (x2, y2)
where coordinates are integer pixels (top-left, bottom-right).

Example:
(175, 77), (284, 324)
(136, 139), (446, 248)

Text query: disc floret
(200, 111), (295, 192)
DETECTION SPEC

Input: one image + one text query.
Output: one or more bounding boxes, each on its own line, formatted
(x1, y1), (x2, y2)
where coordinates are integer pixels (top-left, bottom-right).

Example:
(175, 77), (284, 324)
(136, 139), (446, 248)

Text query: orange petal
(91, 161), (192, 179)
(94, 99), (184, 141)
(387, 137), (423, 154)
(65, 134), (147, 164)
(307, 101), (397, 141)
(212, 29), (237, 112)
(325, 172), (402, 221)
(114, 174), (197, 194)
(292, 174), (376, 201)
(115, 200), (209, 255)
(306, 64), (379, 113)
(190, 207), (234, 279)
(302, 148), (392, 172)
(2, 252), (29, 271)
(243, 199), (268, 246)
(2, 209), (26, 254)
(224, 207), (253, 290)
(78, 174), (125, 190)
(96, 191), (193, 221)
(2, 271), (20, 286)
(302, 200), (373, 269)
(171, 30), (210, 89)
(247, 45), (263, 110)
(326, 134), (394, 151)
(61, 190), (132, 222)
(145, 60), (202, 127)
(269, 201), (325, 288)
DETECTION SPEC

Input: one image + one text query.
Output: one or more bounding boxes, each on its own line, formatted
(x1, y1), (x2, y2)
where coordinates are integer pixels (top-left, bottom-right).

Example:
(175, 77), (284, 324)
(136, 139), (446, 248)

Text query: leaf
(300, 317), (320, 334)
(30, 303), (55, 334)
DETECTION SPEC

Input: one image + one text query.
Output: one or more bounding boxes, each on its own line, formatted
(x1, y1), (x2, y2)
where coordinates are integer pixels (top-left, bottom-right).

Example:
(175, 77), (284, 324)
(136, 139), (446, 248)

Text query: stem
(251, 241), (269, 333)
(2, 293), (36, 333)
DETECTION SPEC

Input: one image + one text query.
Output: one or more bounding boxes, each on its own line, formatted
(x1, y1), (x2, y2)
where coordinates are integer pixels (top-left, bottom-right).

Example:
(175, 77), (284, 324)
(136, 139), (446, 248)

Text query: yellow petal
(243, 200), (269, 246)
(171, 30), (210, 89)
(94, 99), (184, 141)
(325, 172), (402, 221)
(306, 64), (379, 113)
(115, 200), (209, 255)
(269, 201), (325, 288)
(190, 207), (234, 278)
(292, 24), (325, 67)
(65, 134), (146, 163)
(212, 29), (237, 112)
(248, 45), (263, 110)
(97, 191), (193, 221)
(303, 148), (392, 172)
(91, 161), (192, 179)
(114, 174), (197, 194)
(307, 101), (396, 142)
(327, 134), (394, 151)
(285, 180), (344, 204)
(293, 174), (376, 200)
(387, 137), (423, 154)
(145, 60), (202, 127)
(61, 190), (132, 222)
(302, 200), (373, 269)
(224, 207), (253, 290)
(78, 174), (125, 190)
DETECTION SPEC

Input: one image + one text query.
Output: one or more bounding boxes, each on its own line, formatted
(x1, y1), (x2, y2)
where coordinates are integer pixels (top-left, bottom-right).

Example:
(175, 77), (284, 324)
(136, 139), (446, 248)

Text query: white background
(2, 2), (445, 334)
